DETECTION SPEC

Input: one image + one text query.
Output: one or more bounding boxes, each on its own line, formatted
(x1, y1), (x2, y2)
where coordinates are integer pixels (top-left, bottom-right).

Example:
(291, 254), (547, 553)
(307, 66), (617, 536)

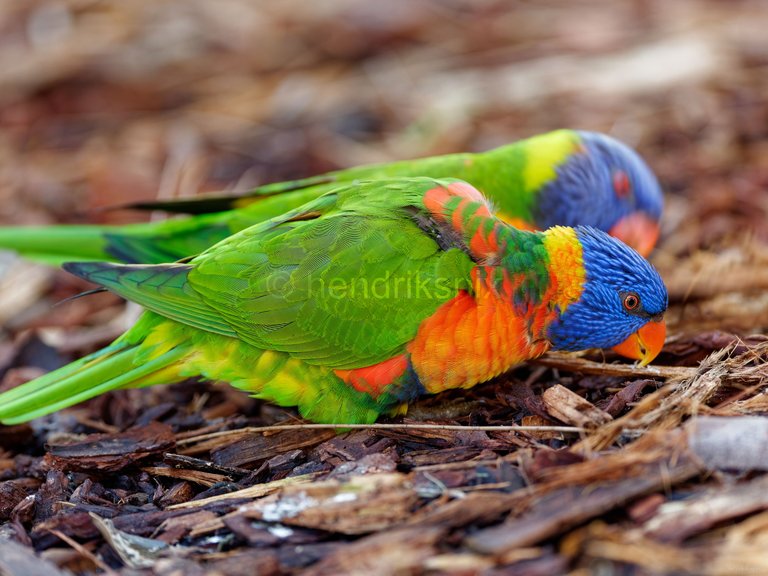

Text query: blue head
(547, 226), (668, 365)
(534, 131), (663, 256)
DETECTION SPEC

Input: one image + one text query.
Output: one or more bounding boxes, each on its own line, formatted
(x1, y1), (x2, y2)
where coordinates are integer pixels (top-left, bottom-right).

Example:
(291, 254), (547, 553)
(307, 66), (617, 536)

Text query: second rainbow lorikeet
(0, 130), (662, 265)
(0, 177), (667, 425)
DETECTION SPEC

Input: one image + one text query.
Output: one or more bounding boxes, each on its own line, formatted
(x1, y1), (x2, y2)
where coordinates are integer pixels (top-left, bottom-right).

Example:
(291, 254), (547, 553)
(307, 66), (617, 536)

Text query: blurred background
(0, 0), (767, 365)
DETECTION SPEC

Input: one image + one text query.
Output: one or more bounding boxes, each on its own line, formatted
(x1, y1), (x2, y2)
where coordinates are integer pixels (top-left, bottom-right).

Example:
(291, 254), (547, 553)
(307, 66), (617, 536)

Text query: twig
(530, 354), (698, 380)
(48, 528), (116, 575)
(177, 422), (585, 446)
(167, 473), (318, 509)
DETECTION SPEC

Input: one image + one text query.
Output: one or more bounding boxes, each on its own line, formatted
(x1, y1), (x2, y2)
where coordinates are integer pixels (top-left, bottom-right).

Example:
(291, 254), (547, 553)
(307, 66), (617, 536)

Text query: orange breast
(407, 268), (552, 393)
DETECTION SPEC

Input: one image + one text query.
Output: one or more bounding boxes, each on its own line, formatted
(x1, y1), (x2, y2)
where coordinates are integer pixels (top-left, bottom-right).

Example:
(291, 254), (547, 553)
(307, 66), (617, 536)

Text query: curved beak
(611, 318), (666, 366)
(608, 212), (660, 257)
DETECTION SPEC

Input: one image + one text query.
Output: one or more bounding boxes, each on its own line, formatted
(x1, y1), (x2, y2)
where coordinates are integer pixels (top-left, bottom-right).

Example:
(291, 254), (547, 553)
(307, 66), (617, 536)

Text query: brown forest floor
(1, 1), (768, 575)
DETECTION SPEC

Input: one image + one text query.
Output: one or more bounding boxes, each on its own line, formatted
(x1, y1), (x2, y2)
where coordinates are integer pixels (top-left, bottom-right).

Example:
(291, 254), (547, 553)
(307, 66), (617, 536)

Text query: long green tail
(0, 218), (239, 265)
(0, 225), (114, 265)
(0, 187), (329, 265)
(0, 223), (219, 265)
(0, 328), (189, 425)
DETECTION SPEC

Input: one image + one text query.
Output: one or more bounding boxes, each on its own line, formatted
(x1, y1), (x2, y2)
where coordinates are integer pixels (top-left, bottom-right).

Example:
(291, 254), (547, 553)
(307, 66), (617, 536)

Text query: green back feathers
(305, 129), (579, 223)
(113, 130), (581, 262)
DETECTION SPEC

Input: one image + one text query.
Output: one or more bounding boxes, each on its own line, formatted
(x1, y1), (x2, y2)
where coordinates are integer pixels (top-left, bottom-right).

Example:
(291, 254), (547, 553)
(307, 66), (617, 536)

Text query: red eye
(613, 171), (631, 198)
(623, 292), (640, 311)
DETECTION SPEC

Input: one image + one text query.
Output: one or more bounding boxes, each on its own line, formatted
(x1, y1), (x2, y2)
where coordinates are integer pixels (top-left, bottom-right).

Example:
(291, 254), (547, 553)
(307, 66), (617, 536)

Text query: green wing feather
(61, 262), (237, 337)
(68, 178), (475, 371)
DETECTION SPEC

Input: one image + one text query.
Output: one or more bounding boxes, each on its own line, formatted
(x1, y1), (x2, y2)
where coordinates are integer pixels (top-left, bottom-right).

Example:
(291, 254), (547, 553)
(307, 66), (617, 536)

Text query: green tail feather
(0, 220), (235, 266)
(123, 174), (338, 214)
(0, 329), (394, 425)
(0, 187), (328, 265)
(0, 337), (188, 425)
(102, 222), (232, 264)
(0, 225), (114, 265)
(0, 298), (407, 425)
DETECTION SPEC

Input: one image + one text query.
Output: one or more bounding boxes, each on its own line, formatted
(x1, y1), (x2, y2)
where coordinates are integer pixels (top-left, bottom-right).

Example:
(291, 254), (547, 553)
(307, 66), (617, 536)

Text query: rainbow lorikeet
(0, 130), (662, 266)
(0, 177), (667, 425)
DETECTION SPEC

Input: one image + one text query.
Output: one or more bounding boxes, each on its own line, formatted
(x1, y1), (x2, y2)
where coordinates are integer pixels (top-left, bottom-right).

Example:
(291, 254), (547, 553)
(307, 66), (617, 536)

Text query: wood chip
(302, 527), (444, 576)
(89, 513), (171, 570)
(209, 429), (336, 467)
(141, 467), (230, 487)
(0, 478), (40, 521)
(531, 354), (698, 380)
(687, 415), (768, 472)
(199, 473), (417, 536)
(46, 422), (175, 472)
(465, 430), (702, 553)
(643, 475), (768, 542)
(169, 474), (317, 511)
(0, 538), (71, 576)
(541, 384), (613, 428)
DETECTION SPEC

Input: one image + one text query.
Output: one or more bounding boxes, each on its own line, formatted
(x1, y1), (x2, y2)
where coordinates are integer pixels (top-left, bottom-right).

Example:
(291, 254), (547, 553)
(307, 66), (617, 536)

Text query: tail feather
(0, 340), (188, 425)
(122, 174), (338, 214)
(0, 186), (332, 266)
(0, 221), (232, 266)
(0, 225), (114, 265)
(0, 347), (113, 406)
(102, 223), (232, 264)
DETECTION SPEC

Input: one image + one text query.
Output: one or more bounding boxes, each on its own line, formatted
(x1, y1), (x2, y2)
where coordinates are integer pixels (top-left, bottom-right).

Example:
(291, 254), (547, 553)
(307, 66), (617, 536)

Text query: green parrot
(0, 177), (667, 425)
(0, 130), (662, 265)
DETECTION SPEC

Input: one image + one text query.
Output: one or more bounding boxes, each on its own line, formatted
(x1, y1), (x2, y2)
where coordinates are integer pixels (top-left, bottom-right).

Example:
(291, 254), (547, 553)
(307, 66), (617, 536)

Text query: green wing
(67, 178), (475, 370)
(189, 178), (475, 368)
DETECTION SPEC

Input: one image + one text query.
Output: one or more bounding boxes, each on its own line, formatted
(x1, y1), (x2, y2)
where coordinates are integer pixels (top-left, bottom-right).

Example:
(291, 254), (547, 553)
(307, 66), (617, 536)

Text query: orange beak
(611, 319), (666, 366)
(608, 212), (660, 257)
